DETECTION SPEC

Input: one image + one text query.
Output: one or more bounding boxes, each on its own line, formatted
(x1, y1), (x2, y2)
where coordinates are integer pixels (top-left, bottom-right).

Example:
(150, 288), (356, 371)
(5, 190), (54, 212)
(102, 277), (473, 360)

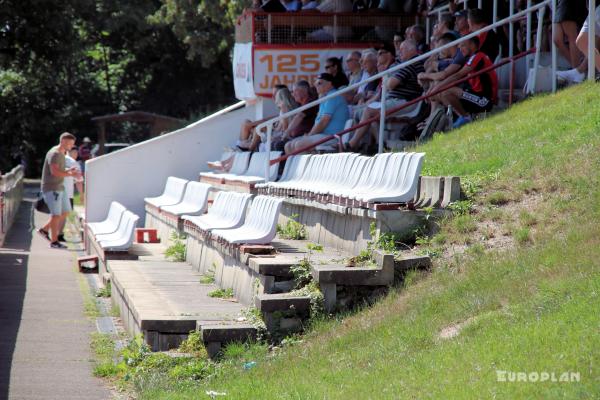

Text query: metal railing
(236, 11), (416, 44)
(257, 0), (553, 181)
(267, 46), (536, 167)
(0, 165), (25, 246)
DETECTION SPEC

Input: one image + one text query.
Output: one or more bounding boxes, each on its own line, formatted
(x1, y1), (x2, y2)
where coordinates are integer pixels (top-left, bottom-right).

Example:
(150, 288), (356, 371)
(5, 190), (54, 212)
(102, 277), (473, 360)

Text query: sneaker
(556, 68), (585, 83)
(452, 115), (472, 129)
(57, 233), (66, 242)
(50, 241), (67, 249)
(37, 228), (50, 241)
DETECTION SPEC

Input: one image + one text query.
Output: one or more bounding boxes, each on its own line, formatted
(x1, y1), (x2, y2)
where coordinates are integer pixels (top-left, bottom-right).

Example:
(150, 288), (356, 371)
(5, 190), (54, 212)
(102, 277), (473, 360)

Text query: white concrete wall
(85, 101), (257, 223)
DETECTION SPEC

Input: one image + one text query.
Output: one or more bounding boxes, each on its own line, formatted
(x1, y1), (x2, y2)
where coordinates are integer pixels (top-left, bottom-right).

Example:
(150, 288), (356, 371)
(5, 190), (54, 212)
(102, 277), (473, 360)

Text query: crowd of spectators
(234, 0), (599, 157)
(238, 4), (504, 155)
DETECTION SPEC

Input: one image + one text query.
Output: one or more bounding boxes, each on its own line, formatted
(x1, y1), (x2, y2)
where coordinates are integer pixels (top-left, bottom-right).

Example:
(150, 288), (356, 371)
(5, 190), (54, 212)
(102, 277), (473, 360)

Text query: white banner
(233, 43), (255, 100)
(253, 48), (363, 96)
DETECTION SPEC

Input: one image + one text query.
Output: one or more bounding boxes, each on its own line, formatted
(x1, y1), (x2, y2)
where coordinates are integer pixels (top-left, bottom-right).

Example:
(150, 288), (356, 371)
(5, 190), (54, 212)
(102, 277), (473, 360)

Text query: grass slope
(140, 83), (600, 399)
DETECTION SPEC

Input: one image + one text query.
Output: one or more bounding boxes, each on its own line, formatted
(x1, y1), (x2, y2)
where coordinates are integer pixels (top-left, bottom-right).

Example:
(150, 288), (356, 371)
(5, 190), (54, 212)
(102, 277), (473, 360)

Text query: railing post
(478, 0), (482, 8)
(267, 14), (272, 44)
(509, 0), (514, 58)
(588, 0), (597, 80)
(551, 0), (557, 92)
(333, 15), (338, 44)
(526, 0), (532, 68)
(493, 0), (498, 24)
(378, 75), (389, 154)
(265, 124), (272, 182)
(426, 15), (431, 45)
(532, 5), (546, 93)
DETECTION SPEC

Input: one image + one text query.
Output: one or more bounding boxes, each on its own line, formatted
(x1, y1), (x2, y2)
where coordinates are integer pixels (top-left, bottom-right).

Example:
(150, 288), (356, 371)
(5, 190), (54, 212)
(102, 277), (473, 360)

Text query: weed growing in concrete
(277, 214), (307, 240)
(208, 288), (234, 299)
(199, 266), (215, 284)
(178, 331), (208, 357)
(165, 232), (187, 262)
(95, 281), (111, 298)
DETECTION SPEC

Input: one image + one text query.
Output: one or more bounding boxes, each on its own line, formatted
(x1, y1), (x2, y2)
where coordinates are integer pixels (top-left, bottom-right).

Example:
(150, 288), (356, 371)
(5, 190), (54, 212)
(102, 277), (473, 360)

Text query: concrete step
(199, 323), (258, 358)
(110, 260), (248, 351)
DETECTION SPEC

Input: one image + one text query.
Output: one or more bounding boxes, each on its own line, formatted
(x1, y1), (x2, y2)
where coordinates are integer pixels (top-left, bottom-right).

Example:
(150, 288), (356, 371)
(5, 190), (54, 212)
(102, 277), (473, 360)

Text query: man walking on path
(38, 132), (81, 249)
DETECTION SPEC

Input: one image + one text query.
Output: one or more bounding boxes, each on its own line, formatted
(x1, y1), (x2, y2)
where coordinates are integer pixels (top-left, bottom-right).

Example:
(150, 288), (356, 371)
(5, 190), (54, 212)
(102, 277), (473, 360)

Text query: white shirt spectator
(64, 155), (81, 199)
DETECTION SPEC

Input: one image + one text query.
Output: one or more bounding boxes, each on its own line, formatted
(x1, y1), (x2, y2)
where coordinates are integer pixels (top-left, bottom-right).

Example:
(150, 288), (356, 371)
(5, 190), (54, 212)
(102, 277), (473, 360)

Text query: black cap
(377, 42), (396, 56)
(316, 72), (335, 82)
(454, 9), (467, 18)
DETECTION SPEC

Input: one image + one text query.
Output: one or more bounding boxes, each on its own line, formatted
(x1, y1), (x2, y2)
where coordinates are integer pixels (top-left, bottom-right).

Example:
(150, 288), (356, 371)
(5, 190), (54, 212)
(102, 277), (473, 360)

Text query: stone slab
(255, 294), (311, 314)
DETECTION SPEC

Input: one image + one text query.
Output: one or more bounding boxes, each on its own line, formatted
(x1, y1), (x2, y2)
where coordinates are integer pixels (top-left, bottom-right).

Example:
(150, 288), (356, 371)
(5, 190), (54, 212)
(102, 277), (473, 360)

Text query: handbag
(35, 194), (50, 214)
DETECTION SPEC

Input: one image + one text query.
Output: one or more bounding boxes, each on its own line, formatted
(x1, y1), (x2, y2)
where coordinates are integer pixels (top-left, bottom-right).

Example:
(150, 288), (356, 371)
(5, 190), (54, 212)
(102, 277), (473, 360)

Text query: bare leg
(562, 21), (583, 69)
(348, 107), (378, 149)
(239, 119), (254, 141)
(49, 215), (64, 242)
(576, 32), (600, 74)
(553, 23), (572, 66)
(440, 87), (467, 116)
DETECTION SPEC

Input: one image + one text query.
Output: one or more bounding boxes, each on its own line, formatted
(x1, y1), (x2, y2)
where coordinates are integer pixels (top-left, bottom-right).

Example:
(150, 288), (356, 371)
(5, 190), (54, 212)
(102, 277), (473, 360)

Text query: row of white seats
(144, 177), (211, 216)
(256, 152), (424, 204)
(87, 201), (139, 251)
(200, 151), (281, 184)
(183, 192), (283, 245)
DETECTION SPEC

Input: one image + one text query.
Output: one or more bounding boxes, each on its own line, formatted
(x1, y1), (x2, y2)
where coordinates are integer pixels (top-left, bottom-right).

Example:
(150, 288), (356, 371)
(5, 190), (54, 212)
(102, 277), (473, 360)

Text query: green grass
(207, 288), (234, 299)
(123, 83), (600, 399)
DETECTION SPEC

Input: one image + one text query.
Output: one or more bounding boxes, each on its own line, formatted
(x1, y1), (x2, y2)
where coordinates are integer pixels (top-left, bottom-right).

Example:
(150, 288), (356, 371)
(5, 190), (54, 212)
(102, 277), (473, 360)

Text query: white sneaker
(556, 68), (585, 83)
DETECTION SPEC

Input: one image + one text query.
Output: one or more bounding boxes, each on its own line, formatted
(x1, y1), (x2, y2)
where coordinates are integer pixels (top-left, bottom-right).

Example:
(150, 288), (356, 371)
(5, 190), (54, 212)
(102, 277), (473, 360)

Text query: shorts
(553, 0), (587, 24)
(42, 190), (72, 216)
(581, 6), (600, 38)
(460, 90), (493, 114)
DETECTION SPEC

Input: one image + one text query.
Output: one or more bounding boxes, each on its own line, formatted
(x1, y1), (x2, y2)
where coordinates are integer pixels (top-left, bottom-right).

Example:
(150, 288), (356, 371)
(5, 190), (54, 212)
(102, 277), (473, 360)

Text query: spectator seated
(144, 177), (188, 210)
(199, 152), (252, 183)
(86, 201), (126, 236)
(182, 191), (252, 234)
(211, 195), (284, 245)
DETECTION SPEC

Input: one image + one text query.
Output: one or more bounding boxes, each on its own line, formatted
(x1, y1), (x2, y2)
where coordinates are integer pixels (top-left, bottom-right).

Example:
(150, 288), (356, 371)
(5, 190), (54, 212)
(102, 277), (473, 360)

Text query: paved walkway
(0, 185), (111, 400)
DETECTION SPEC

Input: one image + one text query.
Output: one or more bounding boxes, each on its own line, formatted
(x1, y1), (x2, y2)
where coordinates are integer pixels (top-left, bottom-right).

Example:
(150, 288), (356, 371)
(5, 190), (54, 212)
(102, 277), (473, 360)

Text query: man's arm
(284, 112), (306, 138)
(308, 115), (331, 135)
(436, 63), (472, 88)
(423, 63), (462, 82)
(49, 163), (76, 178)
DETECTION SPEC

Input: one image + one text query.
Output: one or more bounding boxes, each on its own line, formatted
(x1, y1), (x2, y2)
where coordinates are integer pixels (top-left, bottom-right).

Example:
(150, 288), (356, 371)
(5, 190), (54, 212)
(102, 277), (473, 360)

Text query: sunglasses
(346, 58), (359, 62)
(324, 65), (334, 69)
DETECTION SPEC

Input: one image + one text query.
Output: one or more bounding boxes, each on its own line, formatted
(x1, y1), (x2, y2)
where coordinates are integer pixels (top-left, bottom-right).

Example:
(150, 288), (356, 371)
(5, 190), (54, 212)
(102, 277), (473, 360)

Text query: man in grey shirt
(38, 132), (80, 248)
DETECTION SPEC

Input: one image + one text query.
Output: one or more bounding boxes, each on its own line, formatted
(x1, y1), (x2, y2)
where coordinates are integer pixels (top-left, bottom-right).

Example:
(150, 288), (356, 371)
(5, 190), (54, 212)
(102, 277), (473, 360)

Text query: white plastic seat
(199, 152), (251, 180)
(266, 154), (313, 191)
(159, 182), (212, 216)
(225, 151), (282, 184)
(330, 153), (392, 199)
(310, 153), (360, 194)
(144, 177), (188, 208)
(96, 210), (140, 251)
(182, 191), (252, 231)
(211, 196), (283, 245)
(87, 201), (126, 235)
(357, 152), (425, 203)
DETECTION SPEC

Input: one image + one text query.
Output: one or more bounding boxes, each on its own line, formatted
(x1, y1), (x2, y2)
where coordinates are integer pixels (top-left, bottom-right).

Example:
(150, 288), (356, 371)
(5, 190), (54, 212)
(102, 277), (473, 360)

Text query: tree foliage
(0, 0), (243, 175)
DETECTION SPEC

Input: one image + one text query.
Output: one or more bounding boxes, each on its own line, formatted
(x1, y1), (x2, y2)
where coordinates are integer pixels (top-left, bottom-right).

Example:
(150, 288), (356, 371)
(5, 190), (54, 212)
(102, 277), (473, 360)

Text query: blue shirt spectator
(317, 88), (350, 135)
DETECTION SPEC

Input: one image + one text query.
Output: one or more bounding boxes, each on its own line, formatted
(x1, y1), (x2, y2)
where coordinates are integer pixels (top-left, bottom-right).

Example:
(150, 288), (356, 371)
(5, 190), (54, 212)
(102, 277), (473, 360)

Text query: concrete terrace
(0, 184), (111, 400)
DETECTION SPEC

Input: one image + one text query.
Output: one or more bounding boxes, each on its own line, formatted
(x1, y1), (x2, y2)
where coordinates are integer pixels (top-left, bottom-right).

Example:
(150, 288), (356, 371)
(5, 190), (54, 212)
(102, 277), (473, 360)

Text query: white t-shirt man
(64, 155), (81, 200)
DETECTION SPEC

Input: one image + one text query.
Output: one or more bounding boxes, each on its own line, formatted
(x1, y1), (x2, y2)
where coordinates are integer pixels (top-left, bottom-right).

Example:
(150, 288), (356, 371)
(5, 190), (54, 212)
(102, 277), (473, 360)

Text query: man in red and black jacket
(433, 35), (498, 128)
